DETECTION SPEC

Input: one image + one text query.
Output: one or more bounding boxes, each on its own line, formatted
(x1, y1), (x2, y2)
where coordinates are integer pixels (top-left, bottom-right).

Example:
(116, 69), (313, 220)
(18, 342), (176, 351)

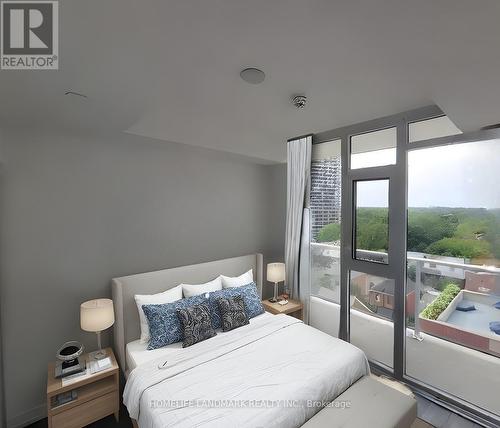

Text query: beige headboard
(111, 254), (263, 372)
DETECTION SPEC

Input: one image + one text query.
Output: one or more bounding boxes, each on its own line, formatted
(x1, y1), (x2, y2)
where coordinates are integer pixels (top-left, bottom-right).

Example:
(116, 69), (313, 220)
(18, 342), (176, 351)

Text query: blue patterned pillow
(143, 294), (208, 349)
(208, 282), (263, 329)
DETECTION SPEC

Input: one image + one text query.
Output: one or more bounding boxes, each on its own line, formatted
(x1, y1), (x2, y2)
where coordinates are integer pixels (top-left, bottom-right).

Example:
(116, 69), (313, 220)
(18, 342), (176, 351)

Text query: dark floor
(416, 395), (485, 428)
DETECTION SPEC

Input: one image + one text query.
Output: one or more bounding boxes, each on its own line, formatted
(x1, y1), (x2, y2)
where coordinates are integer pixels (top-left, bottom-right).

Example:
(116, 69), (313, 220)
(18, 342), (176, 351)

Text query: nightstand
(47, 347), (119, 428)
(262, 298), (303, 320)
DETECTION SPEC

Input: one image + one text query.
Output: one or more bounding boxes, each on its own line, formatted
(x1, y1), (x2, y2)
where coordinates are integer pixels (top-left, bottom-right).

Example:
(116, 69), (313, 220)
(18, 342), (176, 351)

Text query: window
(404, 138), (500, 416)
(354, 179), (389, 264)
(350, 127), (397, 169)
(406, 140), (500, 355)
(310, 140), (342, 302)
(307, 107), (500, 420)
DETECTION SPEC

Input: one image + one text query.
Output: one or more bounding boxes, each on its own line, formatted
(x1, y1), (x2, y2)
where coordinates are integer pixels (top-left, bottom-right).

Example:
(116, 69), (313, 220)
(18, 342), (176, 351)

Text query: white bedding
(126, 312), (274, 371)
(124, 314), (369, 428)
(126, 339), (182, 371)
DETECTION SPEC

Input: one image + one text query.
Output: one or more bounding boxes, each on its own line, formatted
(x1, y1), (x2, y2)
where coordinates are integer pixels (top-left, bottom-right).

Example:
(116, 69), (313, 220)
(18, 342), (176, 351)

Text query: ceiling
(1, 0), (500, 163)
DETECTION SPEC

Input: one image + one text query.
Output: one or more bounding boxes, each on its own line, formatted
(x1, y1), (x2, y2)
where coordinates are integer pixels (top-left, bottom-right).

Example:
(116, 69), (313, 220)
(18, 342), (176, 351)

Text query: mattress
(125, 311), (274, 371)
(124, 313), (369, 428)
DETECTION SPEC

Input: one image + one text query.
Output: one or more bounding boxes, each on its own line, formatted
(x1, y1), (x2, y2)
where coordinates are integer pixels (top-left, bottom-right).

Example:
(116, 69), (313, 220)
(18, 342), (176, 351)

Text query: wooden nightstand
(47, 347), (119, 428)
(262, 298), (303, 320)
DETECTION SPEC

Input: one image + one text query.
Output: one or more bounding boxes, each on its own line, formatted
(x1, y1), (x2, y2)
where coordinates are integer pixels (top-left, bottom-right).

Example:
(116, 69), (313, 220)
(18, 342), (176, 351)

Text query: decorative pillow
(142, 294), (208, 349)
(456, 302), (476, 312)
(490, 321), (500, 335)
(221, 269), (253, 289)
(181, 277), (222, 298)
(208, 282), (264, 329)
(494, 301), (500, 310)
(134, 285), (183, 343)
(176, 303), (217, 347)
(217, 295), (249, 332)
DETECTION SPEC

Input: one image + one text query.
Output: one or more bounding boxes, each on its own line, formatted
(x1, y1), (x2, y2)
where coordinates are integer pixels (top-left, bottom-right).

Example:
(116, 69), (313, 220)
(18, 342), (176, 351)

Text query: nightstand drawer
(51, 390), (118, 428)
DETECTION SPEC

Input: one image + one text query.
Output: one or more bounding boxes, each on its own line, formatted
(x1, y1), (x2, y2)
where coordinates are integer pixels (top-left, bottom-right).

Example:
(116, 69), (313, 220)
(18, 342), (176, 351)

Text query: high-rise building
(310, 156), (341, 240)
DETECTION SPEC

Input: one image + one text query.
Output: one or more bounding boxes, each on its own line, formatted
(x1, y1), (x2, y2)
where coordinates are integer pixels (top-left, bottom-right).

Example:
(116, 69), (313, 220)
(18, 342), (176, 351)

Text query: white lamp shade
(267, 262), (285, 283)
(80, 298), (115, 332)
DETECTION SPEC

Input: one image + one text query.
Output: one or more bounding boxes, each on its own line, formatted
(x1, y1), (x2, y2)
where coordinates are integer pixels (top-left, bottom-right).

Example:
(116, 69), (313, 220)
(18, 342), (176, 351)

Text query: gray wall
(0, 127), (286, 427)
(0, 128), (5, 428)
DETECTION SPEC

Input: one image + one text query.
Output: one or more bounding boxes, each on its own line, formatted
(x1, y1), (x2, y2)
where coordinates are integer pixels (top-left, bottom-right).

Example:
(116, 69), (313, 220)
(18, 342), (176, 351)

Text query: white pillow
(221, 269), (254, 288)
(181, 276), (223, 298)
(134, 285), (183, 343)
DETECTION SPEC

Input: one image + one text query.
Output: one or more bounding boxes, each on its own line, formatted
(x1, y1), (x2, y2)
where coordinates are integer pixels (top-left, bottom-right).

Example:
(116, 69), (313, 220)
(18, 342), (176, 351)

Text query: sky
(356, 140), (500, 209)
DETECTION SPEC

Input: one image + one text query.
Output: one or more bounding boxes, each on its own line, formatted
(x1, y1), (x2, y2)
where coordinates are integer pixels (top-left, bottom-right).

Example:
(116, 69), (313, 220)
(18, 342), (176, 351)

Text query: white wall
(310, 297), (500, 417)
(0, 127), (286, 427)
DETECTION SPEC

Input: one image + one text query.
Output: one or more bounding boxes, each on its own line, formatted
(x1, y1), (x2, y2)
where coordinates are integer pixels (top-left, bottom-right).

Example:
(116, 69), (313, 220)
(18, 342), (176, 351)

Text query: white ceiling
(1, 0), (500, 163)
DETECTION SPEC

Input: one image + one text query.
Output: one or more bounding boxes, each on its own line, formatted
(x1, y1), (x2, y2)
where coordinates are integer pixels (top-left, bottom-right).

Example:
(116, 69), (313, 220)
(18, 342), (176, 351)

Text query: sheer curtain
(285, 136), (312, 319)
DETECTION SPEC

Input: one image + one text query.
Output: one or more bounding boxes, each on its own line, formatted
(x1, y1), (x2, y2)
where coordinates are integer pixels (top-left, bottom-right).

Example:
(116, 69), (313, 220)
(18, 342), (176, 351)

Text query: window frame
(307, 105), (500, 426)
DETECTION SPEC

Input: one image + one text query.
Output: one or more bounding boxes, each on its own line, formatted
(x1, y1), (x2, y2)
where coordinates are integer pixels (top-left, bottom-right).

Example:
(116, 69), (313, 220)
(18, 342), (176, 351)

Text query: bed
(112, 254), (369, 428)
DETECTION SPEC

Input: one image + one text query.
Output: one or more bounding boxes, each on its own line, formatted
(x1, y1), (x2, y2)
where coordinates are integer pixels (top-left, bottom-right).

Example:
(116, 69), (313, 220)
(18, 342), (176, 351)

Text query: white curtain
(299, 207), (311, 323)
(285, 136), (312, 310)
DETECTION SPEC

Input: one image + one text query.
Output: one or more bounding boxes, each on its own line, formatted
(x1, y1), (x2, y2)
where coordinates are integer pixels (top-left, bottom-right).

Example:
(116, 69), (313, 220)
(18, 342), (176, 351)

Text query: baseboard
(7, 404), (46, 428)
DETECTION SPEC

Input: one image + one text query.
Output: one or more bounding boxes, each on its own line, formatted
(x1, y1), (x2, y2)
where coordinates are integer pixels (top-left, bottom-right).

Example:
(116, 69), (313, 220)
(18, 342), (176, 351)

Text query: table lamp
(267, 262), (285, 303)
(80, 298), (115, 359)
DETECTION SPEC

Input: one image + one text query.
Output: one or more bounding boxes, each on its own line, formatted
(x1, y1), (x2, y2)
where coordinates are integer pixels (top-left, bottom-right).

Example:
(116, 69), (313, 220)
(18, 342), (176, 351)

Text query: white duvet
(124, 314), (369, 428)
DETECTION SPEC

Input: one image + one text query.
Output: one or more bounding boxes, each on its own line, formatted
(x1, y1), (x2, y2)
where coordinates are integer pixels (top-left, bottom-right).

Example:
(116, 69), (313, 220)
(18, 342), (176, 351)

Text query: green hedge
(420, 283), (461, 320)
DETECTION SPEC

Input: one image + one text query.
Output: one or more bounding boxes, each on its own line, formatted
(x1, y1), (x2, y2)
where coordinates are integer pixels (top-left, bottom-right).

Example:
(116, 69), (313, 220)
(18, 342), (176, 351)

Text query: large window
(405, 140), (500, 411)
(308, 109), (500, 423)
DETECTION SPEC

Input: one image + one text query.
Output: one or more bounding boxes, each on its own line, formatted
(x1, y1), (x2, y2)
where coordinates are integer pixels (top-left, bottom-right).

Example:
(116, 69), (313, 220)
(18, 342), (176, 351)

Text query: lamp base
(89, 349), (107, 360)
(89, 330), (107, 360)
(268, 282), (279, 303)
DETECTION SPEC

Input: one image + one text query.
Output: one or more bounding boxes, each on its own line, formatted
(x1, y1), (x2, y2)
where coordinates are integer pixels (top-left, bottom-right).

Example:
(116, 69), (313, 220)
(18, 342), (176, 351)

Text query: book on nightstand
(51, 390), (77, 408)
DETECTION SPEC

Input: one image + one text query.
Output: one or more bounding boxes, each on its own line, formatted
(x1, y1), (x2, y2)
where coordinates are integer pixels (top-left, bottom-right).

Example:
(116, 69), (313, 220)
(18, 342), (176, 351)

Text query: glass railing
(311, 242), (500, 357)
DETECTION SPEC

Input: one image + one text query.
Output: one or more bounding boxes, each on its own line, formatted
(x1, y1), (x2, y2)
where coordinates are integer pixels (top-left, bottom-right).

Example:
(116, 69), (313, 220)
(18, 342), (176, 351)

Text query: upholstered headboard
(111, 254), (263, 372)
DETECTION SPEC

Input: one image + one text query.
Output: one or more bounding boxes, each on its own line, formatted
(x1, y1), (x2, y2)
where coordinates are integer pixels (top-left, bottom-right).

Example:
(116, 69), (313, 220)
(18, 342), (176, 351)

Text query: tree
(356, 222), (388, 252)
(425, 238), (490, 259)
(407, 264), (417, 281)
(314, 207), (499, 265)
(317, 223), (340, 243)
(407, 209), (457, 252)
(407, 224), (429, 252)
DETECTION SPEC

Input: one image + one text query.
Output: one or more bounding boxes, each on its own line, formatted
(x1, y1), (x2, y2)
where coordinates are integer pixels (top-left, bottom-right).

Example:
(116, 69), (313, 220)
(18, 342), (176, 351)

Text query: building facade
(310, 156), (341, 240)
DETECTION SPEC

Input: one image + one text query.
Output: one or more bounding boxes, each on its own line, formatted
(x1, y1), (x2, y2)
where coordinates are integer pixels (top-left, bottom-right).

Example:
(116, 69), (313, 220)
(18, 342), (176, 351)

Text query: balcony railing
(311, 242), (500, 340)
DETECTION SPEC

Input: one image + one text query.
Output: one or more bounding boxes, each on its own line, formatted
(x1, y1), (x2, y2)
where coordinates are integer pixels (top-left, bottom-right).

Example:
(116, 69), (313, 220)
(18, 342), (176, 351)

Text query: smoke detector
(291, 95), (307, 109)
